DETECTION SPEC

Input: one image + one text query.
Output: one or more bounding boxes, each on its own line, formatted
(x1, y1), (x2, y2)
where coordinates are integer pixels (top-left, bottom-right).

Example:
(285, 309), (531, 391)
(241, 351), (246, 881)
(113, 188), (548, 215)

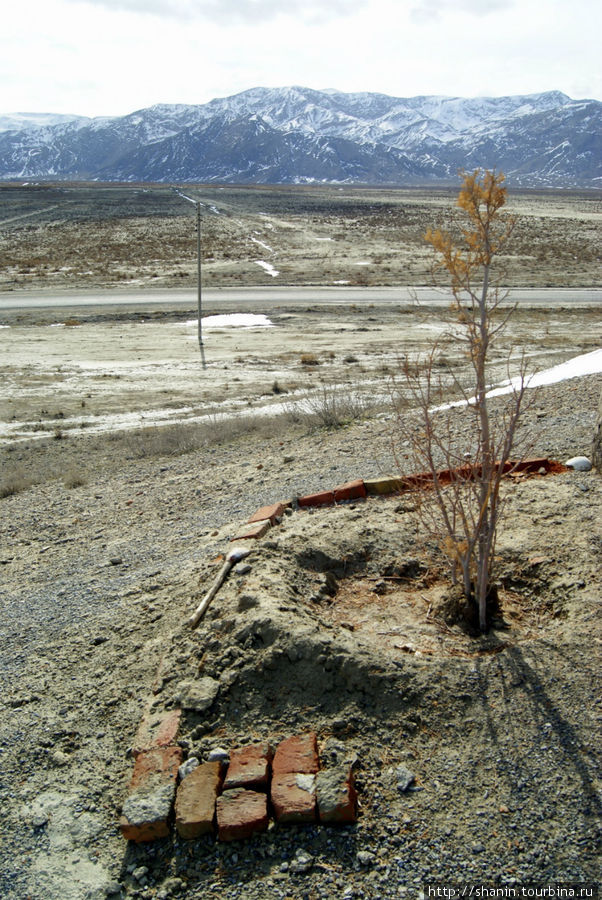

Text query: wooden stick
(188, 547), (250, 629)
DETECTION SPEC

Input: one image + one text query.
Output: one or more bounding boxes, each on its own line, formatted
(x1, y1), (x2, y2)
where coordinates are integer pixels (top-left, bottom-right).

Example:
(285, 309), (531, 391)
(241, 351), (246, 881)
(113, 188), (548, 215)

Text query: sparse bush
(300, 353), (320, 366)
(120, 412), (288, 459)
(0, 470), (34, 499)
(394, 169), (529, 633)
(286, 382), (373, 429)
(63, 469), (87, 489)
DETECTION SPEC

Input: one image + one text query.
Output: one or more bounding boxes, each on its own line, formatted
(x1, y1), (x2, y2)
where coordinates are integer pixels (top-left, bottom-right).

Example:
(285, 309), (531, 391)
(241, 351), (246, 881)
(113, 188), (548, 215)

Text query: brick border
(120, 456), (567, 841)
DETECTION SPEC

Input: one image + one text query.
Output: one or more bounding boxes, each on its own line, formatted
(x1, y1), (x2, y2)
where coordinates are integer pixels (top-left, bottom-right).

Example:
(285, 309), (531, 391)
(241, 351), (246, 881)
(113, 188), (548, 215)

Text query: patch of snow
(255, 260), (279, 277)
(435, 348), (602, 411)
(250, 237), (274, 253)
(185, 314), (274, 329)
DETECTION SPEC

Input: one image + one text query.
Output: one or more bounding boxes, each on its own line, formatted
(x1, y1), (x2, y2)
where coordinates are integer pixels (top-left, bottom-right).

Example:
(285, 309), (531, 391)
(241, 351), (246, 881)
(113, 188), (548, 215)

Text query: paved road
(0, 285), (601, 311)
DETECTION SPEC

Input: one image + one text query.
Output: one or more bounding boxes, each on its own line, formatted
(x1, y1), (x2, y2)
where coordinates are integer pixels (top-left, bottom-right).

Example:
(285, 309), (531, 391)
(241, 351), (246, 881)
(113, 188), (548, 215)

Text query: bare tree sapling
(396, 169), (530, 632)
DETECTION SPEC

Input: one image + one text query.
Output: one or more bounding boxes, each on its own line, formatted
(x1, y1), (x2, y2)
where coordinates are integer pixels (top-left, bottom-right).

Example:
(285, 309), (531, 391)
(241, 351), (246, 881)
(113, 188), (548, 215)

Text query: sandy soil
(1, 302), (600, 451)
(0, 184), (601, 899)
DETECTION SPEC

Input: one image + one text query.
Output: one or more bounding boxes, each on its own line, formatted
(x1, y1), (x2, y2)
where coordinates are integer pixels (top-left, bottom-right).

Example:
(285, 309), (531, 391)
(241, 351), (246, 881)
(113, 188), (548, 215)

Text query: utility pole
(174, 189), (206, 368)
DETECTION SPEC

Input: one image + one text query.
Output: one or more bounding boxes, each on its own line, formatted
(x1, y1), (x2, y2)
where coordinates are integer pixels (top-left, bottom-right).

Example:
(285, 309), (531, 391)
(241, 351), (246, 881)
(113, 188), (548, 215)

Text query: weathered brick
(363, 476), (405, 496)
(271, 772), (317, 824)
(230, 519), (271, 542)
(272, 733), (319, 776)
(513, 457), (553, 474)
(333, 479), (367, 502)
(175, 760), (223, 839)
(316, 765), (357, 824)
(217, 788), (269, 841)
(247, 502), (288, 525)
(119, 746), (183, 842)
(297, 490), (335, 509)
(223, 742), (273, 791)
(133, 709), (182, 755)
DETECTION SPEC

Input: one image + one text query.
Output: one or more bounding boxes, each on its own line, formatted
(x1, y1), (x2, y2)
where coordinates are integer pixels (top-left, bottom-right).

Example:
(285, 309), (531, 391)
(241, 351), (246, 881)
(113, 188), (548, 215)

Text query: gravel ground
(0, 374), (601, 900)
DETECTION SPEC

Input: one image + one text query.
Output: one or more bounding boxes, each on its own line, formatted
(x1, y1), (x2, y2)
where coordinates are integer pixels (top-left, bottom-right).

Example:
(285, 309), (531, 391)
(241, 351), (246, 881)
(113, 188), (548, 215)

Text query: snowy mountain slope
(0, 87), (599, 186)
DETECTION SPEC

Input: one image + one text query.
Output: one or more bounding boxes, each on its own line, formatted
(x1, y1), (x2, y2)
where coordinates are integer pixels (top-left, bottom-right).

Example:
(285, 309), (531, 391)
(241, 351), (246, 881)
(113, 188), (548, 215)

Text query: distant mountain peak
(0, 87), (599, 187)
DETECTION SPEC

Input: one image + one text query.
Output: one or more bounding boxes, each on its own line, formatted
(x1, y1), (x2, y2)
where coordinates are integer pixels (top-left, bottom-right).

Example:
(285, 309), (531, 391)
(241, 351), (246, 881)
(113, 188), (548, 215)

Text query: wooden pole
(188, 547), (250, 628)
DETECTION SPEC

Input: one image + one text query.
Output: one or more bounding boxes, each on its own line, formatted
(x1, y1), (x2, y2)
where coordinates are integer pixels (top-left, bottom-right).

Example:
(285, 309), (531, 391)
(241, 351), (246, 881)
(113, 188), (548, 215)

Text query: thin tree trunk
(592, 388), (602, 471)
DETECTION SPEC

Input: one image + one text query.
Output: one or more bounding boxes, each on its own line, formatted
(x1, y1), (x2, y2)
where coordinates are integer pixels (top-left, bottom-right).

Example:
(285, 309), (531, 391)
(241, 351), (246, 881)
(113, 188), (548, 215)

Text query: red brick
(297, 490), (335, 509)
(217, 788), (269, 841)
(272, 733), (319, 776)
(175, 760), (224, 839)
(513, 457), (553, 474)
(316, 765), (358, 824)
(133, 709), (181, 755)
(119, 745), (183, 842)
(271, 772), (317, 824)
(230, 519), (271, 542)
(333, 479), (367, 502)
(247, 502), (288, 525)
(223, 742), (273, 791)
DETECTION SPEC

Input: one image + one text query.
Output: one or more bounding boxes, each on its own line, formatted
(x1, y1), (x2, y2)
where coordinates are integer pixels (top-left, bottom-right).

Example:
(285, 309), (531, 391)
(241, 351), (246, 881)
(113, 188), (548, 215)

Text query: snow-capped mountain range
(0, 86), (599, 186)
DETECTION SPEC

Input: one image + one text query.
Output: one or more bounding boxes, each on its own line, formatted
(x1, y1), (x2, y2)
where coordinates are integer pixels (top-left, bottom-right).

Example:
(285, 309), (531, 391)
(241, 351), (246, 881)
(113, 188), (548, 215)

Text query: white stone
(565, 456), (592, 471)
(178, 757), (199, 781)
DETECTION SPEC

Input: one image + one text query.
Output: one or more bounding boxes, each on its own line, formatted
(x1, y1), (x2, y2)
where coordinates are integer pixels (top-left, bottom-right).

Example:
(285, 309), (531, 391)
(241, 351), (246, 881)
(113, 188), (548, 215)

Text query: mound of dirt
(1, 373), (600, 899)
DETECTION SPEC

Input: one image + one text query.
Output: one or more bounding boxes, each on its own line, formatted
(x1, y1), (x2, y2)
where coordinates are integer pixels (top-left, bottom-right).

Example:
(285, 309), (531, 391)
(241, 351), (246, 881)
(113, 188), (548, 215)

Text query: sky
(2, 0), (601, 117)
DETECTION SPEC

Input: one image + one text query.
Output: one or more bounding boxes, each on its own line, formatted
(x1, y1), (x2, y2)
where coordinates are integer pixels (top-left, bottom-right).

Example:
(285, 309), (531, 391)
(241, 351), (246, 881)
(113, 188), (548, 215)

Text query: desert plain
(0, 183), (601, 900)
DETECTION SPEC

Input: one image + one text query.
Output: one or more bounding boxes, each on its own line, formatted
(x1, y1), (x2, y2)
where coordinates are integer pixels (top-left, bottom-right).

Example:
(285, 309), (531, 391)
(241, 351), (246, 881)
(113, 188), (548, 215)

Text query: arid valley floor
(0, 184), (600, 900)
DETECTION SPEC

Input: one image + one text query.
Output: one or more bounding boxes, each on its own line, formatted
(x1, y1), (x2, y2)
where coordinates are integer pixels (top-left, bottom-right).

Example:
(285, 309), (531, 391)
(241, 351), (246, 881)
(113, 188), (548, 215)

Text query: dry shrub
(63, 469), (87, 489)
(285, 382), (374, 429)
(119, 413), (286, 459)
(0, 470), (34, 499)
(300, 353), (320, 366)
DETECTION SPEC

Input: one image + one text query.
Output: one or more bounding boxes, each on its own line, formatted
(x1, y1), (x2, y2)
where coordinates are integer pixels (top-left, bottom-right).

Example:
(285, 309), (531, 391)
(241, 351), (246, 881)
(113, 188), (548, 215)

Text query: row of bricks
(231, 459), (559, 540)
(120, 727), (356, 843)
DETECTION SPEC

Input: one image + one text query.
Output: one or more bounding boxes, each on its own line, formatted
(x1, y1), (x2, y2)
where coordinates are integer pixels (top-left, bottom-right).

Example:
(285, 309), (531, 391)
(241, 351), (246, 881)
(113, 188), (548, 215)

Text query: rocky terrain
(1, 368), (600, 900)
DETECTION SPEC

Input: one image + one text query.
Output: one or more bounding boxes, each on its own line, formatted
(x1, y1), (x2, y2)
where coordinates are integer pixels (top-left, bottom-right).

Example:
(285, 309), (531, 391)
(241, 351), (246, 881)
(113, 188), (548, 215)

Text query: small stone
(178, 757), (199, 781)
(237, 594), (259, 611)
(208, 747), (230, 763)
(50, 750), (70, 767)
(357, 850), (376, 866)
(565, 456), (592, 471)
(289, 849), (314, 874)
(234, 563), (252, 575)
(109, 558), (123, 566)
(176, 677), (220, 713)
(395, 765), (415, 792)
(133, 866), (149, 881)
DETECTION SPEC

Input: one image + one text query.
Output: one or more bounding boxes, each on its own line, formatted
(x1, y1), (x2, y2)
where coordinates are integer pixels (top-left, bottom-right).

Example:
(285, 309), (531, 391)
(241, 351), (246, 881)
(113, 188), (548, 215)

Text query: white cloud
(1, 0), (600, 116)
(68, 0), (364, 24)
(410, 0), (513, 23)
